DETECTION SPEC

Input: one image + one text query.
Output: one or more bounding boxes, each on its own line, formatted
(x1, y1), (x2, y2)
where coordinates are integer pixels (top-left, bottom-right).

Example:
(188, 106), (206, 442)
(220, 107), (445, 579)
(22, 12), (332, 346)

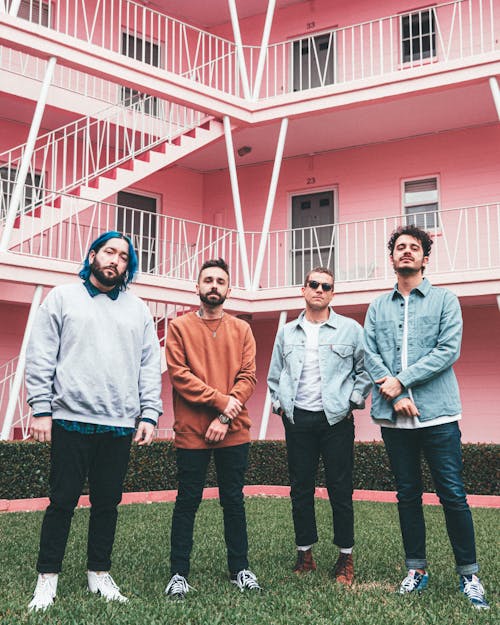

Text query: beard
(199, 290), (226, 307)
(90, 259), (125, 288)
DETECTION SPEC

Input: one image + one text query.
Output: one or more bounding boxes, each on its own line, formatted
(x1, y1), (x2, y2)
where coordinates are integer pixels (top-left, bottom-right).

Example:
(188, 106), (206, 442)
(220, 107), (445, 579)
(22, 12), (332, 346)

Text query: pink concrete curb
(1, 487), (498, 513)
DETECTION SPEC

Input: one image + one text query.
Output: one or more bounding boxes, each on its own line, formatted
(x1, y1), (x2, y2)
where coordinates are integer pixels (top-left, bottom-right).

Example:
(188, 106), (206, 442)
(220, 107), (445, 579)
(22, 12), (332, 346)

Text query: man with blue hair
(25, 231), (163, 611)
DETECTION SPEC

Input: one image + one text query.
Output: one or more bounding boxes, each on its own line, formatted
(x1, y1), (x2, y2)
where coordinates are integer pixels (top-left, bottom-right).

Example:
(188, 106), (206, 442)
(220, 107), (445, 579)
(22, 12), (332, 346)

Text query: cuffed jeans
(170, 443), (250, 577)
(36, 423), (132, 574)
(382, 421), (478, 575)
(283, 408), (355, 549)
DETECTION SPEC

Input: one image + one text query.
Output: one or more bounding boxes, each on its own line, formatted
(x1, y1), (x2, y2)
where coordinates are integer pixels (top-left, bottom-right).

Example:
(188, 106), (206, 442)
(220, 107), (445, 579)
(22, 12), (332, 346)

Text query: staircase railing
(0, 96), (207, 221)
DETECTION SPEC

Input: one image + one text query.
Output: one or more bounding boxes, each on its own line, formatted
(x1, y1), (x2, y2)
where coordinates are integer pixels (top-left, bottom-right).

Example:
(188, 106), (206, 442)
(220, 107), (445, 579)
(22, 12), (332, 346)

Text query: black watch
(218, 414), (231, 425)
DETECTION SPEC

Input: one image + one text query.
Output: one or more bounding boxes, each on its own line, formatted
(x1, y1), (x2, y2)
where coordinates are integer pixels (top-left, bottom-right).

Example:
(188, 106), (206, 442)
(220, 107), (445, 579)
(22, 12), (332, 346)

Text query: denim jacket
(363, 278), (462, 423)
(267, 309), (371, 425)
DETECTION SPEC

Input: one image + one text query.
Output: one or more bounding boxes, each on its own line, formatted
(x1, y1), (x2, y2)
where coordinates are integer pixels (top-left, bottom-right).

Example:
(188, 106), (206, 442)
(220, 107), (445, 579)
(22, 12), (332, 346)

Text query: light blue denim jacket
(267, 309), (371, 425)
(363, 278), (462, 423)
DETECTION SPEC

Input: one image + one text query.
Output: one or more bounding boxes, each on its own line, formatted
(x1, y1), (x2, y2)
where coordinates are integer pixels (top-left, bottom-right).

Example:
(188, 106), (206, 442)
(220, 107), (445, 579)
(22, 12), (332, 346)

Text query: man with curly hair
(363, 225), (488, 609)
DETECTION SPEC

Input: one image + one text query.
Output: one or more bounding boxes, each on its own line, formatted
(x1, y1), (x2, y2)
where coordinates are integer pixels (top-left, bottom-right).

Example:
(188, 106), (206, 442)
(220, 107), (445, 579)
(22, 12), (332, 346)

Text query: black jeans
(170, 443), (250, 577)
(284, 408), (355, 549)
(382, 422), (478, 575)
(36, 422), (132, 573)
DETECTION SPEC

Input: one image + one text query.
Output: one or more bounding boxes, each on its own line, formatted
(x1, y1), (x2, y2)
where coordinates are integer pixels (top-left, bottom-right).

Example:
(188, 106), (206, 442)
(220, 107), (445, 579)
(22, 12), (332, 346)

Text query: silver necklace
(198, 310), (224, 338)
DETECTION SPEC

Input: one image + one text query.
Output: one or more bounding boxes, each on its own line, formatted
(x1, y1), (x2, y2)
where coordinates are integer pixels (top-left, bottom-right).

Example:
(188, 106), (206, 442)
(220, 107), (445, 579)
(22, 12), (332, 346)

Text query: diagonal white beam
(8, 0), (21, 15)
(251, 117), (288, 291)
(259, 310), (288, 440)
(227, 0), (251, 100)
(252, 0), (277, 101)
(223, 115), (252, 290)
(0, 56), (57, 252)
(489, 77), (500, 120)
(0, 1), (6, 14)
(1, 285), (43, 440)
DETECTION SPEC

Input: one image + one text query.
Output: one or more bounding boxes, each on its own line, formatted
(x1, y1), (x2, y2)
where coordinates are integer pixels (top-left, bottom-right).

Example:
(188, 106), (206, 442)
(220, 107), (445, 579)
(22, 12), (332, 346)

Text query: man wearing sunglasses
(268, 267), (370, 586)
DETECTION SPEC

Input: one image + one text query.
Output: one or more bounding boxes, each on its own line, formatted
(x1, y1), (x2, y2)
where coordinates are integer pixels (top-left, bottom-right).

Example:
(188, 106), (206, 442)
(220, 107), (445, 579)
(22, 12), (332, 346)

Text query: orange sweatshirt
(166, 311), (257, 449)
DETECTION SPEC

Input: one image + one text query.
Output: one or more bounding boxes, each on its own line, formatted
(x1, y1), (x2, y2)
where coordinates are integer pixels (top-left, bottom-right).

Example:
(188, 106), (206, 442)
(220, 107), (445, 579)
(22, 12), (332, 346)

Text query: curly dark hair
(198, 258), (230, 282)
(387, 225), (433, 258)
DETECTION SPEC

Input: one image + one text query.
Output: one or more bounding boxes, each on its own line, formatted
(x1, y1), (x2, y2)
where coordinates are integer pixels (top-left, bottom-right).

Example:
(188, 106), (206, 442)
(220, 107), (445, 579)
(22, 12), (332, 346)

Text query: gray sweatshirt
(26, 282), (163, 427)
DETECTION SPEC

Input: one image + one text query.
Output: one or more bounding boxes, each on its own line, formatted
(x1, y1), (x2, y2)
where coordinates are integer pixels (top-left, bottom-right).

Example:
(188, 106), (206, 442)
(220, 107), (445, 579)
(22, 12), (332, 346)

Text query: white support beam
(223, 116), (252, 290)
(489, 77), (500, 120)
(8, 0), (21, 15)
(496, 294), (500, 312)
(259, 310), (288, 440)
(227, 0), (251, 100)
(251, 117), (288, 291)
(252, 0), (277, 101)
(0, 1), (7, 14)
(1, 285), (43, 440)
(0, 56), (56, 252)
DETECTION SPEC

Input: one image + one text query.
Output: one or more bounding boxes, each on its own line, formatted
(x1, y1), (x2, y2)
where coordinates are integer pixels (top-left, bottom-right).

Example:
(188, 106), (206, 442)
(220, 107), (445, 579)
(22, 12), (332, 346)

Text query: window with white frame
(121, 33), (161, 117)
(17, 0), (50, 27)
(0, 166), (44, 219)
(401, 8), (436, 63)
(403, 177), (439, 229)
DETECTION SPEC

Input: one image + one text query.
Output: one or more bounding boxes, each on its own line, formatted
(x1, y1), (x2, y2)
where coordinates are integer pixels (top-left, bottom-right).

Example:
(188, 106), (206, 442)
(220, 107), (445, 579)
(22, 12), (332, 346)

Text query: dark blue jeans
(37, 423), (132, 573)
(382, 421), (478, 575)
(284, 409), (355, 549)
(170, 443), (250, 577)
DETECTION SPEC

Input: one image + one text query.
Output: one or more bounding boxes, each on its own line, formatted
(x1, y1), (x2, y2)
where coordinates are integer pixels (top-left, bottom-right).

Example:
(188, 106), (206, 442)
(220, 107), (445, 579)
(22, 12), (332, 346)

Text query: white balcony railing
(0, 96), (206, 221)
(5, 0), (498, 101)
(4, 188), (500, 290)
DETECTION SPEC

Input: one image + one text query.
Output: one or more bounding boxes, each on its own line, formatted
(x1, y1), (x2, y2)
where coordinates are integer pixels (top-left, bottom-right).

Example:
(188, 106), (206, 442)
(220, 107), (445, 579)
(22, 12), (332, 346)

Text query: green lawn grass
(0, 499), (497, 624)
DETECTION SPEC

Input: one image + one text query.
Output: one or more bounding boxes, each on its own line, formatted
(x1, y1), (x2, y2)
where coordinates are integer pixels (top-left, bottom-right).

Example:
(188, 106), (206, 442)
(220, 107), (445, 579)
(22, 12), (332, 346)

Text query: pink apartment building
(0, 0), (499, 443)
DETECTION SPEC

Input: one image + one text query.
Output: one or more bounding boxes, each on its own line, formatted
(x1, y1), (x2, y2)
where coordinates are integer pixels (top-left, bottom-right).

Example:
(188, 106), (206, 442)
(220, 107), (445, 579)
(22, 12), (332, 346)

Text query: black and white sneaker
(165, 574), (193, 600)
(230, 569), (262, 592)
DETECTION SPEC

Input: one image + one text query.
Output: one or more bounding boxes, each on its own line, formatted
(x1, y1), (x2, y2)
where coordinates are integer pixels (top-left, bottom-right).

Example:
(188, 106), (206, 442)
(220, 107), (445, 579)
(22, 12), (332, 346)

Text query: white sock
(340, 547), (353, 555)
(297, 545), (313, 551)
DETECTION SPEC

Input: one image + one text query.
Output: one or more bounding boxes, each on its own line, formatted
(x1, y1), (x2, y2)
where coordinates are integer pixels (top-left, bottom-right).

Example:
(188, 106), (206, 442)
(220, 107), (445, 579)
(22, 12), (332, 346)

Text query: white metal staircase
(1, 98), (224, 248)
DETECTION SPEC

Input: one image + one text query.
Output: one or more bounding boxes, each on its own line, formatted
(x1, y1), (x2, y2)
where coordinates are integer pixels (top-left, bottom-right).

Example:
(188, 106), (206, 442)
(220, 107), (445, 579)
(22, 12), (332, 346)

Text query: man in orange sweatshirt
(164, 258), (261, 599)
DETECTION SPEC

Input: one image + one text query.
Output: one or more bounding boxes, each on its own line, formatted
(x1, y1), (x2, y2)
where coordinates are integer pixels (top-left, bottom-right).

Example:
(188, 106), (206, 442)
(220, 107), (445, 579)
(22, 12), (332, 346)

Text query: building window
(292, 32), (335, 91)
(0, 167), (44, 218)
(17, 0), (50, 27)
(401, 8), (436, 63)
(403, 178), (439, 229)
(121, 33), (160, 117)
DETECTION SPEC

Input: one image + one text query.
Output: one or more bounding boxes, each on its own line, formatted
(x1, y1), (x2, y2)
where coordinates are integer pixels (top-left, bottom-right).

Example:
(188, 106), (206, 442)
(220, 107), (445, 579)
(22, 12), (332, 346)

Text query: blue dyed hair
(78, 231), (138, 290)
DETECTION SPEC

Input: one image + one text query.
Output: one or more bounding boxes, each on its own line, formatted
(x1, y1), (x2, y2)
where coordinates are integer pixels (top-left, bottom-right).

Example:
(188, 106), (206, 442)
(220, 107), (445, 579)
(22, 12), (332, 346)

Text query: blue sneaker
(460, 574), (489, 610)
(399, 569), (429, 594)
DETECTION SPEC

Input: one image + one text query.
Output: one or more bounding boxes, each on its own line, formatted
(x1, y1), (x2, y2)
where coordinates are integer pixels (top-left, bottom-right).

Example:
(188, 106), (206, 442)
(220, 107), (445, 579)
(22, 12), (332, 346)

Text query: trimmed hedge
(0, 440), (498, 500)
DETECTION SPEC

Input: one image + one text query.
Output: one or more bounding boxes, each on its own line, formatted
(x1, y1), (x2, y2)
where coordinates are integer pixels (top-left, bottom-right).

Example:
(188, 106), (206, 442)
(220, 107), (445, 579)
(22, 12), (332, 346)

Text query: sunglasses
(307, 280), (333, 292)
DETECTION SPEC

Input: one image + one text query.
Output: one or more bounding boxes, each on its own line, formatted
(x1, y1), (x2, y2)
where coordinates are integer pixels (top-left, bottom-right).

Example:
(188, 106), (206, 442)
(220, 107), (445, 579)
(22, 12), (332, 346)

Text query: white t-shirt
(379, 295), (460, 429)
(294, 318), (326, 412)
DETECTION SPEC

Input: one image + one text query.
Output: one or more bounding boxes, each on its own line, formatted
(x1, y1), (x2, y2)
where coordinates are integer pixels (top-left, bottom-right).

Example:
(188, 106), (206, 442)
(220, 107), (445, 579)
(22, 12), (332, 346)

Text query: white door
(291, 190), (335, 284)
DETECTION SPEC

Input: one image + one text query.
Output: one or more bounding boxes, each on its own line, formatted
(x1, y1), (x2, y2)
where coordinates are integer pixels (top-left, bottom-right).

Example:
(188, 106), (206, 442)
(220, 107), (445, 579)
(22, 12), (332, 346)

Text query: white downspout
(1, 285), (43, 440)
(227, 0), (251, 100)
(259, 310), (288, 440)
(252, 0), (277, 100)
(251, 117), (288, 291)
(223, 116), (252, 290)
(0, 56), (57, 252)
(489, 77), (500, 120)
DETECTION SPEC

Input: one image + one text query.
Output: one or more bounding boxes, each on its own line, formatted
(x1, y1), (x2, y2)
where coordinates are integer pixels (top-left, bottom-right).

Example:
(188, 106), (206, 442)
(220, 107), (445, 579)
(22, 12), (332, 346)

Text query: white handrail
(6, 0), (497, 100)
(4, 186), (500, 290)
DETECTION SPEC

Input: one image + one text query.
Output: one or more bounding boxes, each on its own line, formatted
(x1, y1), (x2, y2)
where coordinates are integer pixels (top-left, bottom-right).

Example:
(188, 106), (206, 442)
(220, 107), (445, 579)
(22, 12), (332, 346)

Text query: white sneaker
(28, 574), (58, 612)
(87, 571), (128, 603)
(165, 574), (194, 600)
(230, 569), (262, 592)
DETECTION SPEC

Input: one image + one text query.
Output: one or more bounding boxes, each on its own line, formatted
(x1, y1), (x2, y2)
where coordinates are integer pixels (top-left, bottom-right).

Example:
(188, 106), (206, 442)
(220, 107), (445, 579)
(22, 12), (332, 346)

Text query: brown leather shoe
(333, 553), (354, 586)
(293, 549), (317, 573)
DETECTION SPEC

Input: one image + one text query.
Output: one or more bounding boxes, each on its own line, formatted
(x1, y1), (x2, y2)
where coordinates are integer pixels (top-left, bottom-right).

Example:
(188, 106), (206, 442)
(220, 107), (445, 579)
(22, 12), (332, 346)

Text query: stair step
(102, 168), (117, 180)
(185, 128), (197, 138)
(88, 178), (100, 188)
(118, 159), (135, 170)
(137, 152), (151, 162)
